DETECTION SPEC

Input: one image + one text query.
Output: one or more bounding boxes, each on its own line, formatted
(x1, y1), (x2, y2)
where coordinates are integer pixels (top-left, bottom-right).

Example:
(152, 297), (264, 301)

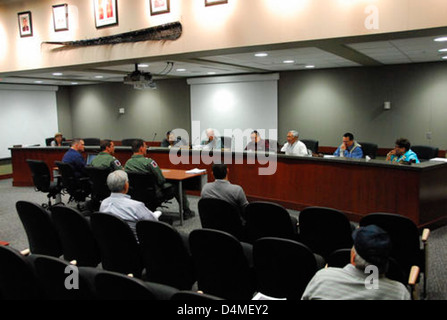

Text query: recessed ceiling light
(52, 72), (63, 76)
(255, 53), (268, 57)
(439, 48), (447, 52)
(71, 82), (78, 85)
(94, 75), (104, 78)
(305, 65), (315, 69)
(138, 64), (149, 68)
(434, 36), (447, 42)
(283, 60), (295, 64)
(34, 80), (43, 84)
(442, 56), (447, 60)
(207, 72), (216, 75)
(176, 68), (186, 72)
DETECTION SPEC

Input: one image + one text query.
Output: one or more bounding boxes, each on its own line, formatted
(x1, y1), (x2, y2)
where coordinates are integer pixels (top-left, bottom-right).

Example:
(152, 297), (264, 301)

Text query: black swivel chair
(15, 201), (63, 258)
(55, 161), (91, 207)
(85, 166), (111, 210)
(0, 245), (45, 300)
(46, 137), (66, 146)
(411, 145), (439, 161)
(189, 229), (256, 300)
(267, 139), (279, 152)
(121, 139), (137, 147)
(220, 136), (232, 149)
(300, 139), (319, 154)
(83, 138), (100, 146)
(136, 220), (195, 290)
(198, 198), (247, 242)
(359, 142), (378, 159)
(245, 201), (298, 244)
(253, 237), (318, 300)
(26, 159), (62, 208)
(127, 171), (174, 211)
(298, 206), (354, 260)
(90, 212), (144, 278)
(50, 206), (101, 267)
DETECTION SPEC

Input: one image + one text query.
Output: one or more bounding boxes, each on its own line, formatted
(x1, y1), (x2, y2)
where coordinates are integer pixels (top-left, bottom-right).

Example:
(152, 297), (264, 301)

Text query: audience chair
(136, 220), (195, 290)
(359, 212), (430, 299)
(0, 245), (45, 300)
(245, 201), (298, 244)
(253, 237), (318, 300)
(358, 142), (378, 159)
(121, 139), (138, 147)
(326, 248), (352, 268)
(83, 138), (100, 146)
(411, 145), (439, 161)
(90, 212), (143, 278)
(50, 206), (101, 267)
(55, 161), (91, 207)
(198, 198), (247, 242)
(85, 166), (111, 211)
(26, 159), (62, 208)
(27, 255), (94, 300)
(220, 136), (232, 149)
(15, 201), (63, 257)
(189, 229), (256, 300)
(298, 206), (354, 260)
(127, 171), (174, 211)
(78, 267), (178, 300)
(46, 137), (66, 146)
(300, 139), (319, 154)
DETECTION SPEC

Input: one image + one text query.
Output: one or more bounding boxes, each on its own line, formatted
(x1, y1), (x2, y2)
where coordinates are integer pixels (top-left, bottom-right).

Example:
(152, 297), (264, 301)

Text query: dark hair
(71, 138), (82, 147)
(251, 130), (260, 136)
(131, 139), (145, 153)
(395, 138), (411, 151)
(343, 133), (354, 141)
(100, 139), (112, 151)
(212, 163), (228, 180)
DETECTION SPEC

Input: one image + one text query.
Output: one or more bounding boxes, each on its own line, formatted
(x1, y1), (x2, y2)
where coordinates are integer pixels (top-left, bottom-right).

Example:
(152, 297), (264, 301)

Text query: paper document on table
(430, 158), (447, 162)
(186, 168), (206, 174)
(153, 211), (162, 219)
(252, 292), (286, 300)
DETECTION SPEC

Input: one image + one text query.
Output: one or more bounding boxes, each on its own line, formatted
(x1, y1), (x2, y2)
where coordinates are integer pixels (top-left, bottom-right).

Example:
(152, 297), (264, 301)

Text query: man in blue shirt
(386, 138), (420, 164)
(333, 132), (363, 159)
(62, 138), (87, 178)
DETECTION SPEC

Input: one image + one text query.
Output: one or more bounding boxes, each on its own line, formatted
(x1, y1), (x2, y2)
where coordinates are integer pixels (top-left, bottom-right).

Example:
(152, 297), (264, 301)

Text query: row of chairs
(0, 245), (222, 300)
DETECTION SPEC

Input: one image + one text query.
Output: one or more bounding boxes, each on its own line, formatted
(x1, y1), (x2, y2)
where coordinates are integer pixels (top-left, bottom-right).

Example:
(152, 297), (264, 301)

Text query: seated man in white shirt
(281, 130), (309, 156)
(100, 170), (160, 239)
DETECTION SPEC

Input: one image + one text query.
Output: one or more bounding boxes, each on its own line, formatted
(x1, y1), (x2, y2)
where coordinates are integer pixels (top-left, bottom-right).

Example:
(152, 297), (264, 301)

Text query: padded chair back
(198, 198), (246, 241)
(85, 166), (111, 203)
(50, 206), (101, 267)
(136, 220), (195, 290)
(359, 212), (423, 280)
(121, 139), (137, 147)
(55, 161), (89, 202)
(300, 139), (319, 154)
(245, 201), (297, 243)
(298, 206), (353, 259)
(45, 137), (54, 146)
(268, 139), (279, 152)
(189, 229), (256, 300)
(90, 212), (143, 278)
(411, 145), (439, 161)
(15, 201), (63, 257)
(220, 136), (232, 149)
(26, 159), (52, 193)
(254, 237), (317, 300)
(326, 248), (352, 268)
(126, 171), (161, 211)
(358, 142), (378, 159)
(28, 255), (94, 300)
(0, 245), (45, 300)
(83, 138), (100, 146)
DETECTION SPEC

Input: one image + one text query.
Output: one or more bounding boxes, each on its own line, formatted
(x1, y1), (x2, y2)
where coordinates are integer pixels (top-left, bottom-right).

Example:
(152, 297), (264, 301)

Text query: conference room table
(9, 145), (447, 229)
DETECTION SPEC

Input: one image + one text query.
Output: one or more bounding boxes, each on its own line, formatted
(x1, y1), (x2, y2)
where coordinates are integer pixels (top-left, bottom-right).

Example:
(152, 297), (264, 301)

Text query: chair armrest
(422, 228), (430, 243)
(408, 265), (420, 286)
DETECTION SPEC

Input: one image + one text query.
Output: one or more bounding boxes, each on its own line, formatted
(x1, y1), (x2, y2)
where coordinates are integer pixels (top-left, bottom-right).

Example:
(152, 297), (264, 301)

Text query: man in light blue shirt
(333, 132), (363, 159)
(386, 138), (420, 164)
(100, 170), (160, 239)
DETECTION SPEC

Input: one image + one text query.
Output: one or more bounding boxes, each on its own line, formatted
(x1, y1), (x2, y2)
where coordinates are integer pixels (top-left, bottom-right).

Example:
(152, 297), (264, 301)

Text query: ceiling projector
(124, 65), (156, 89)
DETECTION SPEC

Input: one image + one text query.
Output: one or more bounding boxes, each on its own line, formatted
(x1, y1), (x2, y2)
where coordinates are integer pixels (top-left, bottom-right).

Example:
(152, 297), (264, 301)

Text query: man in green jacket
(124, 139), (195, 219)
(91, 139), (123, 171)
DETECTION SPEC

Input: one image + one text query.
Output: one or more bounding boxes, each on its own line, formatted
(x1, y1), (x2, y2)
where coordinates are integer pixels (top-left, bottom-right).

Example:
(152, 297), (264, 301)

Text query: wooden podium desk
(9, 146), (447, 229)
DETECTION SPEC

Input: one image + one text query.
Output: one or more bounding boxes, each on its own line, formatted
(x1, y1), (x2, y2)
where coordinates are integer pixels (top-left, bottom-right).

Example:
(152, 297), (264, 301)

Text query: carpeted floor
(0, 178), (445, 300)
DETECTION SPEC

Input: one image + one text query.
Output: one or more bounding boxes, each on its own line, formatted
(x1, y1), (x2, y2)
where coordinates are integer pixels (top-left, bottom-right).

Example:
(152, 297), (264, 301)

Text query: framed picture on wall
(52, 4), (69, 32)
(18, 11), (33, 37)
(205, 0), (228, 6)
(94, 0), (118, 28)
(150, 0), (170, 15)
